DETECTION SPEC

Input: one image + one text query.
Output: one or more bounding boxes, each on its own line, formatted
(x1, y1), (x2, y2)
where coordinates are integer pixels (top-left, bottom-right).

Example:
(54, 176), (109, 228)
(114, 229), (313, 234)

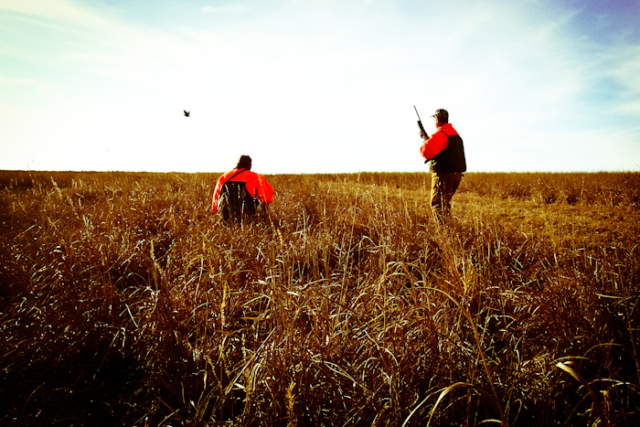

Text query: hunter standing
(212, 155), (274, 222)
(419, 109), (467, 221)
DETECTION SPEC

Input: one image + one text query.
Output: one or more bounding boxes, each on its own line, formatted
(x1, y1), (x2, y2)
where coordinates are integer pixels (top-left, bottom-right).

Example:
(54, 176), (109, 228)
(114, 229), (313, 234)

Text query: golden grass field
(1, 171), (639, 426)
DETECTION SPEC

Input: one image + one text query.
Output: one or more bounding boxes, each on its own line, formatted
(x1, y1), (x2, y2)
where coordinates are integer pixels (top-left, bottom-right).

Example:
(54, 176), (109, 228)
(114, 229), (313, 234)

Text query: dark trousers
(430, 172), (462, 221)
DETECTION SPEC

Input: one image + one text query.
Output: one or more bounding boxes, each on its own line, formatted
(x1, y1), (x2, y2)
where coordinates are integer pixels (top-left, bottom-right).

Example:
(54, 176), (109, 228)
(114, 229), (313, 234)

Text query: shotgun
(414, 105), (429, 140)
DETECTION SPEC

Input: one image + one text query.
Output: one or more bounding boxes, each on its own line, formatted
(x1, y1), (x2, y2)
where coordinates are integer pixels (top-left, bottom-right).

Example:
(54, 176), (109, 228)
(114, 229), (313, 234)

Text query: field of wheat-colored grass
(1, 170), (639, 426)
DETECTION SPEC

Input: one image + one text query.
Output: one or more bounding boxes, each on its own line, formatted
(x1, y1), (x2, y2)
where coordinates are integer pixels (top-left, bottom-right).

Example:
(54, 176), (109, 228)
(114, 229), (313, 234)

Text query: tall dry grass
(1, 171), (639, 426)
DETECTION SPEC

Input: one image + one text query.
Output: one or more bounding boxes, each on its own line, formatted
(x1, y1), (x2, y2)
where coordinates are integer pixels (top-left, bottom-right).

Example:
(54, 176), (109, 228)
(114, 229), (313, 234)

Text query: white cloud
(0, 75), (37, 86)
(611, 46), (640, 116)
(0, 75), (54, 90)
(65, 52), (116, 65)
(0, 0), (122, 32)
(200, 5), (249, 14)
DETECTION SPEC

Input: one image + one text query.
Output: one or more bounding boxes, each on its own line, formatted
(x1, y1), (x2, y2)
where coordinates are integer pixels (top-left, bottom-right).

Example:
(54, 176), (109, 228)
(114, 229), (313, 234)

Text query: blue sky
(1, 0), (639, 173)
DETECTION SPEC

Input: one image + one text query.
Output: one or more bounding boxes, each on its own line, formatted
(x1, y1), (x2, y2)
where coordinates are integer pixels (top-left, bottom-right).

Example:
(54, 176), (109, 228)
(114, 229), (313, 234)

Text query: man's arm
(211, 174), (227, 213)
(255, 174), (274, 204)
(243, 173), (274, 204)
(420, 131), (447, 161)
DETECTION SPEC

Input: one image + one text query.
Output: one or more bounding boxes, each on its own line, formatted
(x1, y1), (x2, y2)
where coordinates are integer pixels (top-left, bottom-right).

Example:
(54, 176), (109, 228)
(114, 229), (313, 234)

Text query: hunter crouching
(212, 155), (274, 223)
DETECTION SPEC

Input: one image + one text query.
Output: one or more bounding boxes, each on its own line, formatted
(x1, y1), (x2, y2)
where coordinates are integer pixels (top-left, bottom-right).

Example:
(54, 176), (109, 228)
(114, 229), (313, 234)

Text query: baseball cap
(430, 109), (449, 120)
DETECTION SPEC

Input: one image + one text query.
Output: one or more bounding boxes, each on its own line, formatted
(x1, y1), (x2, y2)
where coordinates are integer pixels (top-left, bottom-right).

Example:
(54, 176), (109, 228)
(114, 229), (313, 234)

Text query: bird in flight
(184, 110), (190, 117)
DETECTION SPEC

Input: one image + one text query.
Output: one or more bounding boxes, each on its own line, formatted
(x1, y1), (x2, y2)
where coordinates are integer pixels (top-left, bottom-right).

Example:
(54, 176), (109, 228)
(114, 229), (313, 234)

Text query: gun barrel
(413, 105), (423, 122)
(414, 105), (428, 139)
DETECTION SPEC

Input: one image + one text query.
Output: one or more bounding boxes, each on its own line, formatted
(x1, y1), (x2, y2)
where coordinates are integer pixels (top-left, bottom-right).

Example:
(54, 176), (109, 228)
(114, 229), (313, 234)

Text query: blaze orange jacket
(211, 168), (274, 213)
(419, 123), (458, 161)
(419, 123), (466, 173)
